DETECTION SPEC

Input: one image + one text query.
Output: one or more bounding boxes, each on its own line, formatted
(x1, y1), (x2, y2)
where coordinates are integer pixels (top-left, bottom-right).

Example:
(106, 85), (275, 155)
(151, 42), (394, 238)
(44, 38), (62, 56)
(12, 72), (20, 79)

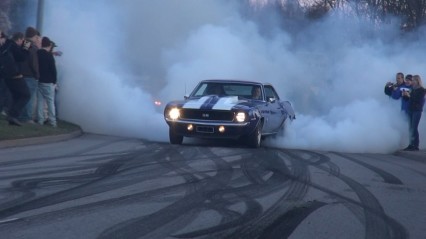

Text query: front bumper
(166, 119), (257, 139)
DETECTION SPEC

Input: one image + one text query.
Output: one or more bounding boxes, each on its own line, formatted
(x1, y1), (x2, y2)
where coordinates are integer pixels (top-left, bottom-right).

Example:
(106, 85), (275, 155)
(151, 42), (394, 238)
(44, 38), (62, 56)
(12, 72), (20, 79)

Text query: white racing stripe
(212, 96), (241, 110)
(182, 96), (211, 109)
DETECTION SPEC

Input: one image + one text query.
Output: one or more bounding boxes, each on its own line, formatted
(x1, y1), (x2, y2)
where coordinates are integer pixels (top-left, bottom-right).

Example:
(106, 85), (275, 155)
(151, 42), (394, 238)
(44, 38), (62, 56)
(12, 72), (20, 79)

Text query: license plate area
(196, 126), (214, 133)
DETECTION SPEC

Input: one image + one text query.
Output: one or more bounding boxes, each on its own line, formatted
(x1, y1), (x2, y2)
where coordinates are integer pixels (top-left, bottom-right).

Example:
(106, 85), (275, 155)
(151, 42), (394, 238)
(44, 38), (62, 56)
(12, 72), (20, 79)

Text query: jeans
(408, 111), (422, 148)
(4, 77), (30, 119)
(19, 77), (38, 121)
(37, 83), (57, 126)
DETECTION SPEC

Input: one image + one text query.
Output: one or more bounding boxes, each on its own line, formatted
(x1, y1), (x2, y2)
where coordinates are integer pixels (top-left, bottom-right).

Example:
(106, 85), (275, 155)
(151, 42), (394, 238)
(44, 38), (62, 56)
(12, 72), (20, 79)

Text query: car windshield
(191, 82), (263, 100)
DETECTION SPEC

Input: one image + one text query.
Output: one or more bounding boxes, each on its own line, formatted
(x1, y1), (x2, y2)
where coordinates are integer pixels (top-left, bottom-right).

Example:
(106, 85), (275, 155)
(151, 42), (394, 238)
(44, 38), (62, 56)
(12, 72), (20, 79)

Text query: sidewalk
(0, 129), (83, 149)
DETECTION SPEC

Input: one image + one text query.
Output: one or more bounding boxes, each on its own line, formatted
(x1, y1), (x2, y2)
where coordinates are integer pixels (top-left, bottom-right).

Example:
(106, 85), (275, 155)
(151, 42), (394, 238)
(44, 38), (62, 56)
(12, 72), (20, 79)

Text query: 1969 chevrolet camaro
(164, 79), (295, 148)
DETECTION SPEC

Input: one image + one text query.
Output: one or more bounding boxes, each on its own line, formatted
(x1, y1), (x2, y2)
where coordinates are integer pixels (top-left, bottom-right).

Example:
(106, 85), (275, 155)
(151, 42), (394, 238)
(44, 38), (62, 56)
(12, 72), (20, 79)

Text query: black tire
(169, 128), (183, 145)
(246, 122), (262, 148)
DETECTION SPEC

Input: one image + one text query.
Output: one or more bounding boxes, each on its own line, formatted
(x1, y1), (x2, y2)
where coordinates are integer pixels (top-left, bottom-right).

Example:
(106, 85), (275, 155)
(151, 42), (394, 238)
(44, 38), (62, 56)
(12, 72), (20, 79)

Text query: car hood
(170, 96), (254, 111)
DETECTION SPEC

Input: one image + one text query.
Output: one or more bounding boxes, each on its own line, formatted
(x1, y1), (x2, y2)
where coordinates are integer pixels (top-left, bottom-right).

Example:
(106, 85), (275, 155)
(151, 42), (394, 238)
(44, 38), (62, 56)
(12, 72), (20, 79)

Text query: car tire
(169, 128), (183, 144)
(247, 122), (262, 148)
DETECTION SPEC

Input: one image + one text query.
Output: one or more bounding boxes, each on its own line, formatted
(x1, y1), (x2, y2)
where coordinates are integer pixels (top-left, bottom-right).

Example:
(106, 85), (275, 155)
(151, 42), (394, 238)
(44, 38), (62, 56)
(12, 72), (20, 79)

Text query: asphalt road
(0, 134), (425, 239)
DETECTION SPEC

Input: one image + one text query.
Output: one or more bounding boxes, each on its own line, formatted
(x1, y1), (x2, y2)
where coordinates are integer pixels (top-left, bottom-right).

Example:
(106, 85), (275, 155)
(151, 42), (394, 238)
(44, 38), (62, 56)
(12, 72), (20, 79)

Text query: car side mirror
(184, 95), (189, 100)
(268, 97), (276, 103)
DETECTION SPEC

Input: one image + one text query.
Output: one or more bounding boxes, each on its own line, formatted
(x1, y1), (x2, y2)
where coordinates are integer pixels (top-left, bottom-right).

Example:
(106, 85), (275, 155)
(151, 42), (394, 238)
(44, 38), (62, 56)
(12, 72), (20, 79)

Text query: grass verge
(0, 115), (81, 141)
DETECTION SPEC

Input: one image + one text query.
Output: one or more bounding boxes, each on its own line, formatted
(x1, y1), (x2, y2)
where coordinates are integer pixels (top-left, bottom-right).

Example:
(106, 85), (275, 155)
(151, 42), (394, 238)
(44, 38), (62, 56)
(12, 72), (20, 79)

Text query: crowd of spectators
(0, 26), (59, 127)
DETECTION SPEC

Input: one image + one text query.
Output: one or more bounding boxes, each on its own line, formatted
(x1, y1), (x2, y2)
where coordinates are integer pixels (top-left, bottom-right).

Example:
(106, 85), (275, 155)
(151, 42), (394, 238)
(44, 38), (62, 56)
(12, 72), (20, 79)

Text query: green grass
(0, 115), (81, 141)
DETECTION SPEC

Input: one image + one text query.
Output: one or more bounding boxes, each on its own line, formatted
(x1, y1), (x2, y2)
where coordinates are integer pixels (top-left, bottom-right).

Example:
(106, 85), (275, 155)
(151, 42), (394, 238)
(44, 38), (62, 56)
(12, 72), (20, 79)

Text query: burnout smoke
(41, 0), (425, 153)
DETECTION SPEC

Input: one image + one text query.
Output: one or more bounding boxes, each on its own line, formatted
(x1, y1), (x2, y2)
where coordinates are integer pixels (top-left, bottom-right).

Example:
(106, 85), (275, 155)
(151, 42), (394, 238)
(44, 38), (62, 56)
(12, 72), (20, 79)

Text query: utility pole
(36, 0), (44, 33)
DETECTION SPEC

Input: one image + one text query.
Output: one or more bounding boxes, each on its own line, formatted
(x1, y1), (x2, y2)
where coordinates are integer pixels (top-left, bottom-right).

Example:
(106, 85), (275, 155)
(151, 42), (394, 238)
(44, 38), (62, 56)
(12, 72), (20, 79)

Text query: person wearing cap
(18, 26), (41, 124)
(36, 36), (58, 127)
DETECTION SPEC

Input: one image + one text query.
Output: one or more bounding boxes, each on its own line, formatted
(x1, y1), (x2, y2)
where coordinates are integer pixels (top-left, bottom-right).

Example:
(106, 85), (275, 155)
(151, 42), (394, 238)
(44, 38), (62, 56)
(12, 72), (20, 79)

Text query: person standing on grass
(0, 32), (13, 116)
(36, 37), (58, 127)
(18, 27), (41, 124)
(0, 31), (31, 126)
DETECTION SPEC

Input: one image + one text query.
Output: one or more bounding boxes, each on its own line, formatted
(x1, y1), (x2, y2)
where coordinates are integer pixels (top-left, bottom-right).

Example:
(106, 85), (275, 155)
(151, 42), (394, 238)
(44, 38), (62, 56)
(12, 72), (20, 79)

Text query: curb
(0, 130), (83, 149)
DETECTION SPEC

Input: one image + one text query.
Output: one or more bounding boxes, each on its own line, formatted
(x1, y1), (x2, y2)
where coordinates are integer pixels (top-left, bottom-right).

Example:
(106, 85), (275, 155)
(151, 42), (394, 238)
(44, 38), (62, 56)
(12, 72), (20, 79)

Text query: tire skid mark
(363, 154), (426, 179)
(0, 145), (166, 208)
(0, 165), (94, 180)
(173, 151), (290, 238)
(0, 157), (127, 219)
(98, 147), (241, 239)
(0, 143), (410, 239)
(0, 148), (219, 226)
(333, 152), (403, 185)
(224, 149), (311, 238)
(293, 150), (408, 239)
(0, 147), (167, 219)
(258, 200), (327, 239)
(0, 138), (147, 167)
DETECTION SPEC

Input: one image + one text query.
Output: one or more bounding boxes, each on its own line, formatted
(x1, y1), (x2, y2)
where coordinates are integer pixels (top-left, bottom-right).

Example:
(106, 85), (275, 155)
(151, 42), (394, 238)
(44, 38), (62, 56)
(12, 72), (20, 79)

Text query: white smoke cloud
(41, 0), (425, 152)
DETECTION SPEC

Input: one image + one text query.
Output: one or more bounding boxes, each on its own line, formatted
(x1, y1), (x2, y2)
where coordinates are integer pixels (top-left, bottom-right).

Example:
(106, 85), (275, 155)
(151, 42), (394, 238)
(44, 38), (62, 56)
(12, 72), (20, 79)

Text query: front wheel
(246, 123), (262, 148)
(169, 128), (183, 145)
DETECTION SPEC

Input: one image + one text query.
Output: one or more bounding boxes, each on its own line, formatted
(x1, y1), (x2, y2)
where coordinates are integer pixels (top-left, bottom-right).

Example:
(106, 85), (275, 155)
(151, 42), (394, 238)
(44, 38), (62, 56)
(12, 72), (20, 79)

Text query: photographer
(0, 31), (31, 126)
(385, 73), (412, 114)
(384, 72), (404, 96)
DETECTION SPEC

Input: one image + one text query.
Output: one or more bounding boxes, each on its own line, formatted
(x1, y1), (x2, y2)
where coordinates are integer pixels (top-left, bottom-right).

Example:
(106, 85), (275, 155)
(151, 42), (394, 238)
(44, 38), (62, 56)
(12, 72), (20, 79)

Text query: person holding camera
(384, 72), (404, 97)
(403, 75), (425, 151)
(0, 31), (31, 126)
(384, 73), (412, 115)
(393, 74), (413, 115)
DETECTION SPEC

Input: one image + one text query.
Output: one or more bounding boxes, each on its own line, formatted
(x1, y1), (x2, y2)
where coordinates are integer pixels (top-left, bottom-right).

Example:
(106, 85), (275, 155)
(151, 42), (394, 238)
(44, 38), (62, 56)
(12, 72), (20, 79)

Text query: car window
(192, 83), (208, 97)
(264, 85), (280, 101)
(192, 82), (261, 98)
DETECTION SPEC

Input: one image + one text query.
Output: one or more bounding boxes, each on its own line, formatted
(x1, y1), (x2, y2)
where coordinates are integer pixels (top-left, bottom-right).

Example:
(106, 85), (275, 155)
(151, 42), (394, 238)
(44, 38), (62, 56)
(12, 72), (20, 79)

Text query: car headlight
(235, 112), (246, 122)
(168, 108), (180, 120)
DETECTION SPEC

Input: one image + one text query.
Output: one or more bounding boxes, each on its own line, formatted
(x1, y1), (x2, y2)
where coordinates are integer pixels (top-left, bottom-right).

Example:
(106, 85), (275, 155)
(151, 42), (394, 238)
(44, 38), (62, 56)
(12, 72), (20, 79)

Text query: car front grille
(180, 109), (234, 121)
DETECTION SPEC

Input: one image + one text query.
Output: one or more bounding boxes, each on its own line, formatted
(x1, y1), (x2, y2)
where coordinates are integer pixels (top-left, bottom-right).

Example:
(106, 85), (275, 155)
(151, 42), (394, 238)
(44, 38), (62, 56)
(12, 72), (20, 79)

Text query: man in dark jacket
(0, 31), (30, 126)
(18, 26), (40, 123)
(0, 31), (12, 116)
(36, 37), (58, 127)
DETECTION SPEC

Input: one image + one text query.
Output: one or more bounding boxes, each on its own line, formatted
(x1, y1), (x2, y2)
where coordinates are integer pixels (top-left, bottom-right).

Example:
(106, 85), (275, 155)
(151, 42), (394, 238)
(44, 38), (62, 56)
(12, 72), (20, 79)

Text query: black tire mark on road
(258, 200), (327, 239)
(333, 152), (403, 185)
(297, 150), (407, 239)
(0, 137), (136, 167)
(0, 144), (167, 220)
(98, 146), (244, 239)
(224, 149), (312, 239)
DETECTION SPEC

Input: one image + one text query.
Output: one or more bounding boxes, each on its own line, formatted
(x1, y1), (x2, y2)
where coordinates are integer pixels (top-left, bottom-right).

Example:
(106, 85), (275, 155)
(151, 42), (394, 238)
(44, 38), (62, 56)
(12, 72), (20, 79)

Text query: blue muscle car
(164, 79), (295, 147)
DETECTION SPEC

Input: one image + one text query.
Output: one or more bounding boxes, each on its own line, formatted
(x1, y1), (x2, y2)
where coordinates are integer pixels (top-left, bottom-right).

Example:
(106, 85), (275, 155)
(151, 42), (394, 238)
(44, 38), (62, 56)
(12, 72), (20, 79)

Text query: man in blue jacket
(390, 74), (413, 115)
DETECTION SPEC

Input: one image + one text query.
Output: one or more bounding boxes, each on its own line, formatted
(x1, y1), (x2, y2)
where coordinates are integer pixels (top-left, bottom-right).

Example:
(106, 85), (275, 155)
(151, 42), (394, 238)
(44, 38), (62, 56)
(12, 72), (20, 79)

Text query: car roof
(200, 79), (271, 86)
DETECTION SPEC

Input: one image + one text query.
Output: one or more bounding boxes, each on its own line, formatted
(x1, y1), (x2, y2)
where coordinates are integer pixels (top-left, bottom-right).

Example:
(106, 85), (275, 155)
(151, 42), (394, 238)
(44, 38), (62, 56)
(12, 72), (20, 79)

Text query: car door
(263, 85), (287, 133)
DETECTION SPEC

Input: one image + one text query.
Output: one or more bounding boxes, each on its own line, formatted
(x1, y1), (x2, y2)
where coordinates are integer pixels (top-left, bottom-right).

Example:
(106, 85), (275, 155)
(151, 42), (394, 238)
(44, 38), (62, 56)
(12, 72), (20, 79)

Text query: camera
(386, 82), (395, 87)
